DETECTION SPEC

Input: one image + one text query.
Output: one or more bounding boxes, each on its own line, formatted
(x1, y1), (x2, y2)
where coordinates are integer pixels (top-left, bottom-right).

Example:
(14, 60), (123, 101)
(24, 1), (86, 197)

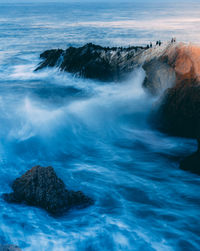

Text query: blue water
(0, 1), (200, 250)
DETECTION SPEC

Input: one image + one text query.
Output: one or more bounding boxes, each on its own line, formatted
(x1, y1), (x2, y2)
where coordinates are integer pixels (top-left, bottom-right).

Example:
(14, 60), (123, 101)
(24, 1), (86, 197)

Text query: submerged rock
(0, 245), (21, 251)
(35, 43), (147, 81)
(3, 166), (93, 215)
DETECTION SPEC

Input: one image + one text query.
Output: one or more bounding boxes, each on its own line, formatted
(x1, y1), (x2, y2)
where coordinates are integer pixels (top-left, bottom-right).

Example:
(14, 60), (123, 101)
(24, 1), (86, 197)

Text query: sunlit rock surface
(152, 43), (200, 137)
(149, 43), (200, 175)
(136, 42), (200, 94)
(3, 166), (93, 215)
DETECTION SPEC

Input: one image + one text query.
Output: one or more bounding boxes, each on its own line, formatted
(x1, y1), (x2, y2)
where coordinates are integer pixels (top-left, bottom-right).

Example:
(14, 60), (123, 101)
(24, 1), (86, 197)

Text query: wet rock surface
(35, 43), (147, 81)
(3, 166), (93, 215)
(143, 59), (176, 95)
(153, 77), (200, 176)
(0, 245), (21, 251)
(155, 80), (200, 138)
(141, 43), (200, 175)
(180, 151), (200, 175)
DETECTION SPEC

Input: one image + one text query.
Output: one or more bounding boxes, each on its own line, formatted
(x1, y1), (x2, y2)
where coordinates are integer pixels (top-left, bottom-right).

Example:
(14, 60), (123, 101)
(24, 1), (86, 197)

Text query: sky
(0, 0), (185, 2)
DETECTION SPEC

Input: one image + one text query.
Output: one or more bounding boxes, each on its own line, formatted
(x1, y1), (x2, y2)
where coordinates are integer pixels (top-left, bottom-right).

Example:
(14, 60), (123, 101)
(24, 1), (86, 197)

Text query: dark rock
(180, 152), (200, 175)
(139, 43), (200, 175)
(0, 245), (21, 251)
(153, 79), (200, 175)
(36, 49), (64, 70)
(155, 80), (200, 138)
(3, 166), (93, 215)
(35, 43), (147, 81)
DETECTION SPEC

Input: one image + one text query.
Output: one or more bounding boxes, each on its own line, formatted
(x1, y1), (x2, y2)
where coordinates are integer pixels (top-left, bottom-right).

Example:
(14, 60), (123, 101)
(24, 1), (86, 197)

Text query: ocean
(0, 1), (200, 250)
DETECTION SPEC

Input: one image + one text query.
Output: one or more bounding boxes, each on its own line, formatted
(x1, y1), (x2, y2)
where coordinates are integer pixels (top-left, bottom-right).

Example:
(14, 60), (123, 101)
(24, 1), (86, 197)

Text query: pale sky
(0, 0), (183, 2)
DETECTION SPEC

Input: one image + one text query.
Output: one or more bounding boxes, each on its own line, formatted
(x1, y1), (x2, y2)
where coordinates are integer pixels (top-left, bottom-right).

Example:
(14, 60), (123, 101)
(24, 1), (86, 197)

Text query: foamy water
(0, 1), (200, 251)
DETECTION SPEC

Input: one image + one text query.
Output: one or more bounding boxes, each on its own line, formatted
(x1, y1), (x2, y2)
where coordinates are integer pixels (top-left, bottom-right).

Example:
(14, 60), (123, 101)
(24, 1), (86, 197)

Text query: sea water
(0, 1), (200, 250)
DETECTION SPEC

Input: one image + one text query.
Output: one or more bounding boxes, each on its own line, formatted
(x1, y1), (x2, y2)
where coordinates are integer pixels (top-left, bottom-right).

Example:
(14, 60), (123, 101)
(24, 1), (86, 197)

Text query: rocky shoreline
(1, 41), (200, 250)
(36, 41), (200, 175)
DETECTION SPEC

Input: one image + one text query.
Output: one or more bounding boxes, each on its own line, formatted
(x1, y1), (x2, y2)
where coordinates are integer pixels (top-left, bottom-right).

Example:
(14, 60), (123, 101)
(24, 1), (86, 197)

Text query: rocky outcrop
(35, 41), (200, 89)
(35, 41), (200, 174)
(148, 44), (200, 175)
(3, 166), (93, 215)
(157, 81), (200, 175)
(162, 43), (200, 84)
(0, 245), (21, 251)
(150, 44), (200, 138)
(35, 43), (147, 81)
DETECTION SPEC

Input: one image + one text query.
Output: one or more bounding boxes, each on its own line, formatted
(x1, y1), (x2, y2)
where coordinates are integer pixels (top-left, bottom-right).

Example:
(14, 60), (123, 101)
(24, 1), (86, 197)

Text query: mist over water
(0, 1), (200, 251)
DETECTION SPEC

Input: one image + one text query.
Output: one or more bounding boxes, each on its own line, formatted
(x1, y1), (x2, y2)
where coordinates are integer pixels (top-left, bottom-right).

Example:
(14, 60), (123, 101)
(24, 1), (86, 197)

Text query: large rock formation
(3, 166), (93, 215)
(35, 43), (147, 81)
(0, 245), (21, 251)
(35, 41), (200, 88)
(149, 44), (200, 137)
(35, 41), (200, 174)
(149, 43), (200, 175)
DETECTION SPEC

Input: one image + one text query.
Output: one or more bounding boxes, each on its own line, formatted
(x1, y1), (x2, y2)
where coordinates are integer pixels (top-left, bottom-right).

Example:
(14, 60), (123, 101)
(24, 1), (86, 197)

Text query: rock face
(35, 43), (147, 81)
(163, 43), (200, 84)
(3, 166), (93, 215)
(0, 245), (21, 251)
(128, 41), (200, 175)
(152, 44), (200, 139)
(143, 59), (176, 95)
(149, 43), (200, 175)
(156, 79), (200, 138)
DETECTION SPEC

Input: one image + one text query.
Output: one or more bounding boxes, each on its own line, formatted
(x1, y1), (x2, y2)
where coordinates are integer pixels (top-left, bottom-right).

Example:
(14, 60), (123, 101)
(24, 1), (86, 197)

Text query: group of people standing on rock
(171, 37), (176, 43)
(146, 40), (161, 48)
(146, 38), (177, 49)
(156, 40), (162, 46)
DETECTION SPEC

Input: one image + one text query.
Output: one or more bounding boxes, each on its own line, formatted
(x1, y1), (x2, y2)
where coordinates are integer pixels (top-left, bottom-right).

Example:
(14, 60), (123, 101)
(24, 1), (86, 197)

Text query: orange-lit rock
(153, 43), (200, 138)
(146, 43), (200, 175)
(140, 42), (200, 93)
(162, 43), (200, 85)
